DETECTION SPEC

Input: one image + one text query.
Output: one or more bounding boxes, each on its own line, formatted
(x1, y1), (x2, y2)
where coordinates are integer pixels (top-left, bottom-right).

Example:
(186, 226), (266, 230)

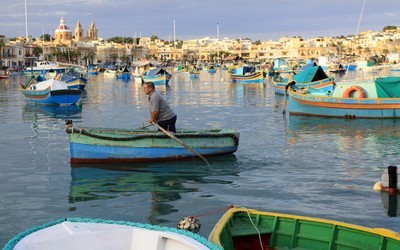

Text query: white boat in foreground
(4, 218), (222, 250)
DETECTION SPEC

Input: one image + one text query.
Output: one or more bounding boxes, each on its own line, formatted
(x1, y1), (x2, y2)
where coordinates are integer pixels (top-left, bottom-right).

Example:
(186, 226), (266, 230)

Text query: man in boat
(143, 82), (177, 133)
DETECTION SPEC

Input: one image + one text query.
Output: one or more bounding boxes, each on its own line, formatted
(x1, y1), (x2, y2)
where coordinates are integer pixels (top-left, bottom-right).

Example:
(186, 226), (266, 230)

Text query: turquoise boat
(209, 206), (400, 250)
(271, 64), (335, 95)
(288, 76), (400, 118)
(65, 121), (239, 164)
(4, 217), (221, 250)
(20, 76), (81, 106)
(142, 68), (172, 85)
(230, 66), (264, 83)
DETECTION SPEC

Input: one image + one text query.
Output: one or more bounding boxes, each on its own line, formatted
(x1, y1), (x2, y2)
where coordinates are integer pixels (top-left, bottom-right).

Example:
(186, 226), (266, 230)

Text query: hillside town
(1, 16), (400, 69)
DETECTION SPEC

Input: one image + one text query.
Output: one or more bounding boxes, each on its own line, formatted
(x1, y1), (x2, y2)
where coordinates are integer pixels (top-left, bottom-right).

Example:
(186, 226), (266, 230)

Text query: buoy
(177, 216), (201, 233)
(373, 181), (382, 191)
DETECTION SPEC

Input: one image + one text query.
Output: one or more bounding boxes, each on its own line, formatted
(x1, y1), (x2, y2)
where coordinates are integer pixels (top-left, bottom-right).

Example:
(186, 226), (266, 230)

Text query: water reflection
(22, 104), (82, 121)
(287, 116), (400, 138)
(69, 155), (239, 223)
(227, 83), (266, 107)
(381, 193), (400, 217)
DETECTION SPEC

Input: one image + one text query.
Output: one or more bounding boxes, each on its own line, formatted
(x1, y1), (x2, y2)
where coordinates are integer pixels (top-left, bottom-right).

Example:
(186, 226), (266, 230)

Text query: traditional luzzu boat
(230, 66), (264, 83)
(61, 69), (88, 90)
(4, 217), (222, 250)
(287, 76), (400, 118)
(271, 64), (335, 95)
(65, 121), (239, 164)
(20, 76), (81, 106)
(209, 206), (400, 250)
(142, 68), (172, 85)
(115, 66), (131, 80)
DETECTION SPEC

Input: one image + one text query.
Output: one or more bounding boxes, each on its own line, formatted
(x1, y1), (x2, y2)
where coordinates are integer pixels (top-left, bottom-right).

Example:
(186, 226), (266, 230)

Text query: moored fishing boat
(24, 61), (67, 75)
(230, 66), (264, 83)
(20, 76), (81, 106)
(4, 217), (221, 250)
(287, 76), (400, 118)
(115, 66), (131, 80)
(0, 70), (11, 79)
(142, 68), (172, 85)
(61, 69), (88, 90)
(65, 121), (239, 163)
(209, 206), (400, 250)
(271, 64), (335, 95)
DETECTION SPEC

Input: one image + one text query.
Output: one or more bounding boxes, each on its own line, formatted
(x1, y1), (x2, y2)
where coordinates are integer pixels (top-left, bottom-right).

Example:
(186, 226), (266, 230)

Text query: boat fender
(177, 216), (201, 233)
(343, 85), (366, 98)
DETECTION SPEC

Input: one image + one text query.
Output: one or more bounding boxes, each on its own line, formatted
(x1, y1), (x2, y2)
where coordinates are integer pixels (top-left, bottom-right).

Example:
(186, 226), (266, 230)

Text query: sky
(0, 0), (399, 42)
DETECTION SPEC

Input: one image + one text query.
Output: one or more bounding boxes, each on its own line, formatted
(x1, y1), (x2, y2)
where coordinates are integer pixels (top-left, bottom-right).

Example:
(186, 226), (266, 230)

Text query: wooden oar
(151, 122), (209, 165)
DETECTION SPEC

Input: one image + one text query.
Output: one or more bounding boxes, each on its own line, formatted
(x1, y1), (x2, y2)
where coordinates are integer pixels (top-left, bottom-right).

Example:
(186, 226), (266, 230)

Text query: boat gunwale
(66, 127), (240, 142)
(209, 207), (400, 248)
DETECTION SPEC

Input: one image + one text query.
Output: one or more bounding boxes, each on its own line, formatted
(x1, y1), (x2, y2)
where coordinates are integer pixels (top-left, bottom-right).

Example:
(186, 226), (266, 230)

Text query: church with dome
(54, 17), (98, 44)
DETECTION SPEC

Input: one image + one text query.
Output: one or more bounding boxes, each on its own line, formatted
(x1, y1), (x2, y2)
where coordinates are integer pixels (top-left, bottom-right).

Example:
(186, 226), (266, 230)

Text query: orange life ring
(343, 85), (366, 98)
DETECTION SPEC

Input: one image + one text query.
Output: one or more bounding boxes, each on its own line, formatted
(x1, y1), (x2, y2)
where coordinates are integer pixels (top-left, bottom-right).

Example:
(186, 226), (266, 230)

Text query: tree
(383, 25), (398, 32)
(150, 35), (159, 41)
(40, 34), (52, 41)
(73, 49), (82, 65)
(52, 48), (63, 62)
(32, 46), (43, 58)
(86, 50), (96, 65)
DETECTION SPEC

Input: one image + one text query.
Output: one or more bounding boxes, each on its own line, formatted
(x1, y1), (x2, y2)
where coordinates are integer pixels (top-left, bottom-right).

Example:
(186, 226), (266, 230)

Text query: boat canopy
(34, 79), (68, 91)
(146, 68), (169, 76)
(235, 66), (255, 75)
(293, 65), (329, 83)
(375, 77), (400, 98)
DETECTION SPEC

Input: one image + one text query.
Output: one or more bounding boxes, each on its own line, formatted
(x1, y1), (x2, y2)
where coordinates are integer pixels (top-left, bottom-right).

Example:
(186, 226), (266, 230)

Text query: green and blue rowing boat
(209, 206), (400, 250)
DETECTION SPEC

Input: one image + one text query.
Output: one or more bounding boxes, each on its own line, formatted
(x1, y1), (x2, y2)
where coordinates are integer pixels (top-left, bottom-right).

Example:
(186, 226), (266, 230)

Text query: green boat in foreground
(209, 207), (400, 250)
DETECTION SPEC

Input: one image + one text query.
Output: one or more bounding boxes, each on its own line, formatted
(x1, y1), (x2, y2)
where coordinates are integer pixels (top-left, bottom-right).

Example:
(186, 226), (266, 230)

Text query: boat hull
(66, 127), (239, 163)
(116, 72), (131, 80)
(21, 88), (82, 106)
(142, 73), (171, 85)
(65, 78), (87, 90)
(272, 78), (335, 95)
(288, 90), (400, 118)
(209, 207), (400, 250)
(230, 72), (264, 83)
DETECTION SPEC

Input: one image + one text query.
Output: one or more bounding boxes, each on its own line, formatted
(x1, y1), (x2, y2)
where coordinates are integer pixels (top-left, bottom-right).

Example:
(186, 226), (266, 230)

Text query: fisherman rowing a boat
(143, 82), (177, 133)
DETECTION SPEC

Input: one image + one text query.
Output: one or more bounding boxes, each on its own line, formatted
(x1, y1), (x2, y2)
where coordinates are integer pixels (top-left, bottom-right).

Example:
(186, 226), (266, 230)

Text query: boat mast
(24, 0), (28, 39)
(356, 0), (366, 36)
(217, 22), (220, 64)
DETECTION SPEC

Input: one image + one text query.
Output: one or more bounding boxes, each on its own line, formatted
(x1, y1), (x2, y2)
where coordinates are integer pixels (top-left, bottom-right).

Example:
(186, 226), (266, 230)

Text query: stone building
(54, 17), (72, 44)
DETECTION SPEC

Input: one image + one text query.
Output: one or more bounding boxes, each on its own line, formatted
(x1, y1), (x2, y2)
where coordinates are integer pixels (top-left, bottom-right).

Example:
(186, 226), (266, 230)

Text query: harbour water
(1, 68), (400, 246)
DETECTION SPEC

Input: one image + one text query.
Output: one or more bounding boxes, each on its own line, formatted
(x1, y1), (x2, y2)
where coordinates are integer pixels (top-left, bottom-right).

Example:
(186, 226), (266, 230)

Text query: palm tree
(33, 46), (43, 58)
(53, 48), (63, 62)
(82, 50), (96, 66)
(111, 54), (118, 64)
(73, 49), (82, 65)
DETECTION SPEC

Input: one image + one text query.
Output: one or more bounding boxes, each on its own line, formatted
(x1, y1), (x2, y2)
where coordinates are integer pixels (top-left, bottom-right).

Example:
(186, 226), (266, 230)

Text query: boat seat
(231, 226), (272, 236)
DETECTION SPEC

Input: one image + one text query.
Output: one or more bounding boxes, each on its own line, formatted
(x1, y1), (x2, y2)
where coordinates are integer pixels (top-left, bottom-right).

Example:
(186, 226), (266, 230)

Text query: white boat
(103, 68), (117, 77)
(4, 218), (222, 250)
(24, 61), (67, 75)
